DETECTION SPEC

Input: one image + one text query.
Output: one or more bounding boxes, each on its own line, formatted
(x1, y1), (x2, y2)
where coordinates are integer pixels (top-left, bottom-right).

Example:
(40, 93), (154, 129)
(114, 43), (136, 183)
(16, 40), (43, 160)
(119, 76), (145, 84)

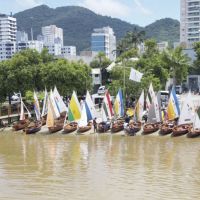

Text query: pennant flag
(33, 91), (41, 121)
(135, 90), (144, 122)
(167, 88), (180, 120)
(68, 91), (81, 122)
(114, 89), (124, 118)
(129, 68), (143, 82)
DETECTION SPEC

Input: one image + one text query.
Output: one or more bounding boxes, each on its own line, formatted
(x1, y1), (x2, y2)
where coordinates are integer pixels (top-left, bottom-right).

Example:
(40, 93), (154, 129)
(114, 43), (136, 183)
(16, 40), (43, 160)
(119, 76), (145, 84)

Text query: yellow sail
(46, 99), (54, 127)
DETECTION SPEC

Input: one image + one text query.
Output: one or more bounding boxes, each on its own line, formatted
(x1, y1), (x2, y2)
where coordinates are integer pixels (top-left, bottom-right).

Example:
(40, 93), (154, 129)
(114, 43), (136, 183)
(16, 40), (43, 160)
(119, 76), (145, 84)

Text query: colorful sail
(46, 97), (54, 127)
(135, 90), (144, 122)
(50, 90), (60, 119)
(78, 102), (88, 127)
(114, 89), (124, 118)
(41, 89), (48, 117)
(85, 91), (97, 120)
(178, 92), (194, 125)
(53, 86), (67, 114)
(167, 88), (180, 120)
(33, 91), (41, 121)
(68, 91), (81, 122)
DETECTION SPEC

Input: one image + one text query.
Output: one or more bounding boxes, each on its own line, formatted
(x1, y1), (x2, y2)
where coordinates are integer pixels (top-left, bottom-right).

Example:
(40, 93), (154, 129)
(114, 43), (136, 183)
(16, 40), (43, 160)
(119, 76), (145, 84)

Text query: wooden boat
(159, 122), (174, 136)
(187, 113), (200, 138)
(187, 128), (200, 138)
(111, 121), (124, 133)
(24, 120), (42, 134)
(78, 122), (92, 133)
(63, 122), (78, 134)
(171, 124), (191, 137)
(12, 120), (29, 131)
(143, 123), (160, 135)
(48, 117), (65, 133)
(97, 122), (110, 133)
(125, 122), (142, 136)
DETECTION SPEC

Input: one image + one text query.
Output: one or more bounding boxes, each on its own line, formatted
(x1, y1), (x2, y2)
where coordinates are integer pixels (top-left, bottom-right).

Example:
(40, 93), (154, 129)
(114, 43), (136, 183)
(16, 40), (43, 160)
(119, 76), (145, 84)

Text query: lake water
(0, 132), (199, 200)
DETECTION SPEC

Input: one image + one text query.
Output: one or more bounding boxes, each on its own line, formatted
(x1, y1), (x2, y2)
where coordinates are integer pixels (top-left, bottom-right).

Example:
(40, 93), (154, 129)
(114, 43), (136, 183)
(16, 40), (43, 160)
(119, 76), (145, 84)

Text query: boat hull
(159, 123), (174, 136)
(24, 121), (42, 134)
(143, 123), (160, 135)
(187, 129), (200, 138)
(63, 122), (78, 134)
(172, 124), (191, 137)
(12, 120), (29, 131)
(97, 123), (110, 133)
(111, 123), (124, 133)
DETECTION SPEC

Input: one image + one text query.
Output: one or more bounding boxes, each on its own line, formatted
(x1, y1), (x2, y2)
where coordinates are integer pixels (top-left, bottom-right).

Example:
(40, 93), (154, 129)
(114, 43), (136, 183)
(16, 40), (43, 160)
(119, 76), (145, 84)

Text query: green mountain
(14, 5), (180, 51)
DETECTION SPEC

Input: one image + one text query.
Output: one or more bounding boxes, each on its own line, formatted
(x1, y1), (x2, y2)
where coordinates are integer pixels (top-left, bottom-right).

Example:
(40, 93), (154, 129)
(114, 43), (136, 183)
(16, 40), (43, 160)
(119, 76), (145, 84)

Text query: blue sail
(85, 102), (93, 121)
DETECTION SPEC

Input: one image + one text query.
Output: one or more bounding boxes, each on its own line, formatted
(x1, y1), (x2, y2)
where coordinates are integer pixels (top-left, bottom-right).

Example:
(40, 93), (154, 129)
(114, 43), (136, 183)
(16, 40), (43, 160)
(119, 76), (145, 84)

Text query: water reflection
(0, 133), (199, 199)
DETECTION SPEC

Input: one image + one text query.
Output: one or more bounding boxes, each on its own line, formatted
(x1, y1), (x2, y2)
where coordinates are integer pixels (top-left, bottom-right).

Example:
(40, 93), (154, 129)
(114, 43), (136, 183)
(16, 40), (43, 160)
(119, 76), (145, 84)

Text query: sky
(0, 0), (180, 26)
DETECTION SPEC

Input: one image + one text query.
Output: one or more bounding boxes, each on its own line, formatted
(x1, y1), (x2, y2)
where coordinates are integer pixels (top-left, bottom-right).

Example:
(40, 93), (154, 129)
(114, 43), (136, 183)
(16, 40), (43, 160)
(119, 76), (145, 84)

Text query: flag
(114, 89), (124, 118)
(129, 68), (143, 82)
(167, 87), (180, 120)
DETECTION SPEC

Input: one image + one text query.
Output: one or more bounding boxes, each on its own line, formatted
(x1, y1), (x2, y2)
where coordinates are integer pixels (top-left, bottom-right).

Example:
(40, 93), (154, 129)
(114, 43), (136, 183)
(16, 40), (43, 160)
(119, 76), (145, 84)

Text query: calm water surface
(0, 132), (199, 200)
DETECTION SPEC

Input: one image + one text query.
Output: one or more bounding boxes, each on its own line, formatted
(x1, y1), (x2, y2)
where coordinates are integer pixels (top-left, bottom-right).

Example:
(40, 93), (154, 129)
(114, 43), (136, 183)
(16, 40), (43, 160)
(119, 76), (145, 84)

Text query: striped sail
(85, 91), (97, 120)
(68, 91), (81, 122)
(33, 91), (41, 121)
(101, 90), (114, 121)
(114, 89), (124, 118)
(147, 83), (161, 123)
(41, 89), (48, 117)
(53, 86), (67, 114)
(167, 88), (180, 120)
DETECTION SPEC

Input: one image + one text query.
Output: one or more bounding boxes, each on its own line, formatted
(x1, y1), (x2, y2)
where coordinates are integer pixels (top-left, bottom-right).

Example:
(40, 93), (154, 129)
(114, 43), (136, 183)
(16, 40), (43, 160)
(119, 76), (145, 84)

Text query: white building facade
(16, 31), (28, 42)
(44, 43), (62, 56)
(180, 0), (200, 48)
(42, 25), (63, 46)
(0, 14), (17, 61)
(91, 26), (116, 61)
(17, 41), (44, 53)
(61, 46), (76, 56)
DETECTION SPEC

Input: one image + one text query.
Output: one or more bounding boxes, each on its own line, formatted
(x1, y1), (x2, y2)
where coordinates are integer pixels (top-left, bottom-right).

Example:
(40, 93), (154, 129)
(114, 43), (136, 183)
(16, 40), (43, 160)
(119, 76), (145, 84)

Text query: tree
(192, 42), (200, 74)
(163, 47), (190, 85)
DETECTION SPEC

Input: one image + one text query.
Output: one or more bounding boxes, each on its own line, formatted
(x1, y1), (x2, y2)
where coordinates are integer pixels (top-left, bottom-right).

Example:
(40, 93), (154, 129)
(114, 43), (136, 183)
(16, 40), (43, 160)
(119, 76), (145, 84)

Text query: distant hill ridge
(14, 5), (180, 51)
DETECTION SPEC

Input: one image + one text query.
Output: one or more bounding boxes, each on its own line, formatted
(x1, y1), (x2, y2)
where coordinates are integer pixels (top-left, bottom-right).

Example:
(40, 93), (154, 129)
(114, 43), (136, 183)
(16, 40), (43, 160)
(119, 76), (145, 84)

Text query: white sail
(78, 103), (88, 127)
(85, 91), (97, 119)
(178, 92), (194, 125)
(33, 91), (41, 121)
(194, 112), (200, 129)
(147, 84), (161, 123)
(50, 90), (60, 119)
(42, 89), (48, 117)
(46, 97), (54, 127)
(20, 95), (25, 121)
(53, 86), (67, 114)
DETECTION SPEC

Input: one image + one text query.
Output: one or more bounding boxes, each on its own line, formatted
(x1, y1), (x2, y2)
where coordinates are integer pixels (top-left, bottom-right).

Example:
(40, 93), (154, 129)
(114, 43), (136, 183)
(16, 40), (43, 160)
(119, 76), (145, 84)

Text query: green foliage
(14, 5), (179, 52)
(90, 52), (111, 69)
(192, 42), (200, 74)
(0, 49), (92, 103)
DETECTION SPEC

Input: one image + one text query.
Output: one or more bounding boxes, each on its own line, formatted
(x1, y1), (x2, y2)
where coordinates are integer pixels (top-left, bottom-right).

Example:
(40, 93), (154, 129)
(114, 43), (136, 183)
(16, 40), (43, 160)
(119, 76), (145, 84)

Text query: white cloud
(15, 0), (43, 9)
(133, 0), (152, 16)
(79, 0), (132, 19)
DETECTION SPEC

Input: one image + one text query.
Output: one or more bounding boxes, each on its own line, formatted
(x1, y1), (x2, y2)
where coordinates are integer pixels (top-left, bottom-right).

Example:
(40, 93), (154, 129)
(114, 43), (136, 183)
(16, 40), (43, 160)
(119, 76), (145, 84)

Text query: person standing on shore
(93, 118), (97, 133)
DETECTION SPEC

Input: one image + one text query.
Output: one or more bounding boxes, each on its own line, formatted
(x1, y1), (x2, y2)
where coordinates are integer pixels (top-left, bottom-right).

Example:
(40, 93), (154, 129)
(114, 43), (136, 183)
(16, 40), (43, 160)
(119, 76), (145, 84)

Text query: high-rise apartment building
(42, 25), (63, 46)
(0, 14), (17, 61)
(180, 0), (200, 47)
(0, 14), (17, 42)
(91, 26), (116, 61)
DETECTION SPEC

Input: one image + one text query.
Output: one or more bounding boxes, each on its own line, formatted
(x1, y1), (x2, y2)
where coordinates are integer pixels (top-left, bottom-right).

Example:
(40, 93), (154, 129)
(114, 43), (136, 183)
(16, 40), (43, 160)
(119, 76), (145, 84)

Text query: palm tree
(163, 47), (190, 86)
